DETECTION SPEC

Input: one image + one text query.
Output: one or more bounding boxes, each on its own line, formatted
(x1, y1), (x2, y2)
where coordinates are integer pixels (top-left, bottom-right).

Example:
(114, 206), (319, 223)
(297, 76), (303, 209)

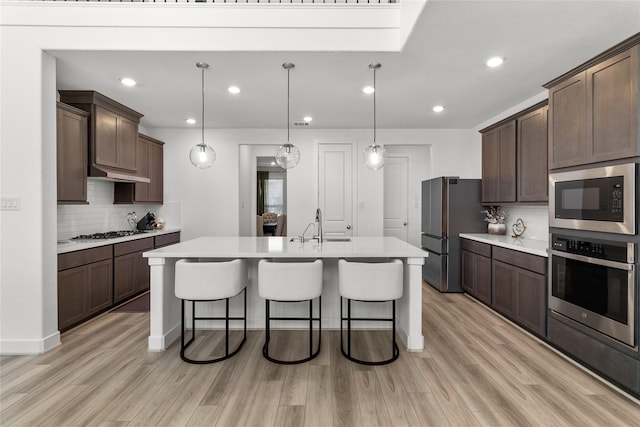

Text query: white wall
(148, 127), (478, 242)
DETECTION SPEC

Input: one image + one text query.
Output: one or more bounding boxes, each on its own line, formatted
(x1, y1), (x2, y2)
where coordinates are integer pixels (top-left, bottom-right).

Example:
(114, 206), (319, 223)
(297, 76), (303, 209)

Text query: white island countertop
(459, 233), (549, 257)
(143, 236), (427, 353)
(143, 236), (428, 259)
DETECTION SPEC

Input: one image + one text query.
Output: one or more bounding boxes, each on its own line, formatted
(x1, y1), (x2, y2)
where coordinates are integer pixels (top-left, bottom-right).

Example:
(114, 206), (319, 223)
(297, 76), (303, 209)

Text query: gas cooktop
(71, 230), (147, 240)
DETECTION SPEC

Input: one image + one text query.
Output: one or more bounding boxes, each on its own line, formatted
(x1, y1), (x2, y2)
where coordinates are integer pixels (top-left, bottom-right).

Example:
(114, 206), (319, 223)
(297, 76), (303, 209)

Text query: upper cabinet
(545, 36), (639, 169)
(114, 133), (164, 204)
(481, 101), (548, 204)
(57, 102), (89, 204)
(59, 90), (144, 175)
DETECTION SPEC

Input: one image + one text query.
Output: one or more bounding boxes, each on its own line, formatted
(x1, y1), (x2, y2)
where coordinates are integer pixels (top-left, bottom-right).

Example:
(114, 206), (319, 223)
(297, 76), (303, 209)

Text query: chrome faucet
(300, 222), (316, 242)
(314, 208), (323, 243)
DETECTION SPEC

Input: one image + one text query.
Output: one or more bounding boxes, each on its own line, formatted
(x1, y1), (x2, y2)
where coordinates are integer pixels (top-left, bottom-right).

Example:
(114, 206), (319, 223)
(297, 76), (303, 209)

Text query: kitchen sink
(323, 237), (351, 242)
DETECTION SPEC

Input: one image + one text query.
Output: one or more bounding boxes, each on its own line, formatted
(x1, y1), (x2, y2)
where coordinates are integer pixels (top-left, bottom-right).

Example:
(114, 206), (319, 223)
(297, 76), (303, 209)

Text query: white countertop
(459, 233), (549, 257)
(57, 228), (181, 254)
(143, 236), (428, 259)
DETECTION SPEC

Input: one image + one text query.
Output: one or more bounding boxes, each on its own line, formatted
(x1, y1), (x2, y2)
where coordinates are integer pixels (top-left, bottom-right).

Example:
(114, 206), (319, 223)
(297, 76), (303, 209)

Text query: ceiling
(53, 1), (640, 131)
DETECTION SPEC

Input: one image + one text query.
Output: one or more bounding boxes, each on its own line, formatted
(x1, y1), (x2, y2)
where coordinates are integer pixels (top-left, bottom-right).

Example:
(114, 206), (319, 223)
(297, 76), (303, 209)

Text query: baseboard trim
(0, 330), (61, 355)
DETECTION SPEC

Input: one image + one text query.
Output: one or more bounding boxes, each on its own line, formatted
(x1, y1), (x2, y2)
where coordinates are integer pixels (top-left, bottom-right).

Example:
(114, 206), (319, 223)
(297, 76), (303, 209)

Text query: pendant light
(275, 62), (301, 169)
(189, 62), (216, 169)
(363, 62), (387, 170)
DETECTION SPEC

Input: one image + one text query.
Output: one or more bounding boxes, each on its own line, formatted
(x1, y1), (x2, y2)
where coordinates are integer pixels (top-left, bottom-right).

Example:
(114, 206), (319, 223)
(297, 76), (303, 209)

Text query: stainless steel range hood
(90, 165), (150, 183)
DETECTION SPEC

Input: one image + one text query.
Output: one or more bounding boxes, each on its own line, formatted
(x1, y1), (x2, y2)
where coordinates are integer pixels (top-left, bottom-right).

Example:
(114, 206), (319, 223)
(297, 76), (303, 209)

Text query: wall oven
(549, 233), (636, 347)
(549, 162), (636, 235)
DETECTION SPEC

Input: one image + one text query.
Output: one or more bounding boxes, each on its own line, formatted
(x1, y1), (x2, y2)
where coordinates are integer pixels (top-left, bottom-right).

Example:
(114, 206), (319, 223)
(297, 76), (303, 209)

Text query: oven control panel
(551, 234), (630, 263)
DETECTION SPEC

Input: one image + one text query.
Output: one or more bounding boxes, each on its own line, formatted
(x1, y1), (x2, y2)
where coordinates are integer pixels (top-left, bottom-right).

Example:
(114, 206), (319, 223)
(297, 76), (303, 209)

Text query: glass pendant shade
(275, 143), (300, 169)
(189, 61), (216, 169)
(189, 143), (216, 169)
(363, 143), (387, 170)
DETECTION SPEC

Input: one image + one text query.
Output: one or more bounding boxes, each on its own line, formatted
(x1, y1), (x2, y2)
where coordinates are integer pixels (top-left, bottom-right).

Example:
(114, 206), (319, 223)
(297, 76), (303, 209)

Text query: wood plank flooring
(2, 283), (639, 426)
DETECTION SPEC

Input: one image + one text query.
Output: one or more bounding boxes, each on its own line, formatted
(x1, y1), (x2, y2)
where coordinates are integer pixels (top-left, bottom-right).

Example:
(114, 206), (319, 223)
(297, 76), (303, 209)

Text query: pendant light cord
(201, 66), (205, 146)
(373, 67), (377, 144)
(287, 66), (290, 143)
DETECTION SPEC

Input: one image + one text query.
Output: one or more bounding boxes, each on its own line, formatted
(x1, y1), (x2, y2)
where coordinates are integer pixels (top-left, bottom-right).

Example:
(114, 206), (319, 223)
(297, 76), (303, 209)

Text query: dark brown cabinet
(546, 40), (639, 169)
(517, 106), (549, 202)
(154, 231), (181, 248)
(113, 237), (154, 304)
(57, 102), (89, 204)
(461, 239), (492, 305)
(59, 90), (144, 175)
(114, 134), (164, 204)
(481, 101), (549, 204)
(58, 246), (113, 331)
(481, 120), (516, 203)
(491, 247), (547, 337)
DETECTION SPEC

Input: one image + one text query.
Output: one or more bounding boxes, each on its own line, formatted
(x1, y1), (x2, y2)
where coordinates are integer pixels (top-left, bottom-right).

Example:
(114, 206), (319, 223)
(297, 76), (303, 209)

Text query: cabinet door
(58, 266), (88, 331)
(515, 268), (546, 337)
(497, 121), (517, 203)
(481, 129), (499, 203)
(114, 253), (137, 304)
(94, 105), (119, 168)
(86, 259), (113, 315)
(117, 116), (138, 172)
(492, 260), (517, 318)
(134, 136), (151, 202)
(135, 251), (150, 293)
(517, 106), (548, 202)
(548, 72), (587, 169)
(461, 250), (475, 294)
(475, 254), (492, 305)
(587, 47), (639, 163)
(148, 140), (164, 203)
(57, 105), (88, 204)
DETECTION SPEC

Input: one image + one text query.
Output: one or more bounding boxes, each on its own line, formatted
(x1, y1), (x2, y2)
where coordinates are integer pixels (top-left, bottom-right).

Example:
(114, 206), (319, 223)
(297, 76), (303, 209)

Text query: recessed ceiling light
(303, 116), (313, 123)
(228, 86), (240, 94)
(120, 77), (136, 87)
(486, 57), (505, 68)
(363, 86), (375, 95)
(433, 105), (445, 113)
(186, 118), (196, 125)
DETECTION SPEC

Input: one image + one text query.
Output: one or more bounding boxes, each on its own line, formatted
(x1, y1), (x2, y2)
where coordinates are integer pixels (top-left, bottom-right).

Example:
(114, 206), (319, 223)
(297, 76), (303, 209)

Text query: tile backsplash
(498, 205), (549, 242)
(57, 180), (181, 240)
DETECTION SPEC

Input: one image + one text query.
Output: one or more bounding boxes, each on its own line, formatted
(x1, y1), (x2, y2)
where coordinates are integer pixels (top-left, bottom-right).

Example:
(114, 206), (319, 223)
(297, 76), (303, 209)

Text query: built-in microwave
(549, 163), (636, 235)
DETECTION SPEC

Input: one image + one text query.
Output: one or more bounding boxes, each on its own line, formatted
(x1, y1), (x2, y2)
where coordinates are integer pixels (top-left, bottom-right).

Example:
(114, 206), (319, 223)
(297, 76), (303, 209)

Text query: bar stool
(258, 259), (323, 364)
(338, 259), (403, 365)
(174, 259), (248, 364)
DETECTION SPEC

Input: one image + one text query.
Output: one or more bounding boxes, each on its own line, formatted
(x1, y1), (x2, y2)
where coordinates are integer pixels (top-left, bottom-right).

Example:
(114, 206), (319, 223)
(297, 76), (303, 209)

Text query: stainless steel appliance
(421, 177), (485, 292)
(549, 162), (636, 235)
(549, 233), (636, 347)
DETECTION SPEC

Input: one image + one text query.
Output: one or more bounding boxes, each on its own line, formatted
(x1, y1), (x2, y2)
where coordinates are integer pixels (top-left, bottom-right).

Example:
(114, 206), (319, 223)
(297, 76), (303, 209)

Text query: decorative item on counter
(127, 211), (137, 231)
(512, 218), (527, 238)
(482, 206), (507, 235)
(155, 217), (165, 230)
(136, 212), (156, 230)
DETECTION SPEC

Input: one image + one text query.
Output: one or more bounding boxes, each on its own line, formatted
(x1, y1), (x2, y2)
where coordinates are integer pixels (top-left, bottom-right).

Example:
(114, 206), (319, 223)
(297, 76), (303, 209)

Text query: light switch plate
(1, 197), (21, 211)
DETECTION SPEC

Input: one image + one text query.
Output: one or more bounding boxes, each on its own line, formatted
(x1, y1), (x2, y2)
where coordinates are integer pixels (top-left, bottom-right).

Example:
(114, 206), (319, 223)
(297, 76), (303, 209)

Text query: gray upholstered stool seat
(174, 258), (248, 364)
(258, 259), (323, 364)
(338, 259), (403, 365)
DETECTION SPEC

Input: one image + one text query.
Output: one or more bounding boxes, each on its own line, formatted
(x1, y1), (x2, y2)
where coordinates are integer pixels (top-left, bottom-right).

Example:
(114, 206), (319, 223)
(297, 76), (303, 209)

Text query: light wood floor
(2, 284), (639, 426)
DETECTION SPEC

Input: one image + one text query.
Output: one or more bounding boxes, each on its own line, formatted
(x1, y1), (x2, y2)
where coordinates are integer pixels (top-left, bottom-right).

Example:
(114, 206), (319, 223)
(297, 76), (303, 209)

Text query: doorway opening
(257, 157), (287, 216)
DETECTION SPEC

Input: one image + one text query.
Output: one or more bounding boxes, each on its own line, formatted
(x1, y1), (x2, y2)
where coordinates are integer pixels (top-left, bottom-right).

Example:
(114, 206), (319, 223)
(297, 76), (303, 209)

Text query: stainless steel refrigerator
(421, 177), (485, 292)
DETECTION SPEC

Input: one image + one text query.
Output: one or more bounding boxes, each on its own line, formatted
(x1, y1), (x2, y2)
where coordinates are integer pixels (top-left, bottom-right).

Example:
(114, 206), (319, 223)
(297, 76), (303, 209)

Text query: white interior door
(384, 156), (409, 241)
(318, 143), (353, 237)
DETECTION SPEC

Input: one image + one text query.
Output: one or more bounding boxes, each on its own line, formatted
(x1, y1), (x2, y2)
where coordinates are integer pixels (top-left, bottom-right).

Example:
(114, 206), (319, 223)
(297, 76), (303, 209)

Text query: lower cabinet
(114, 237), (154, 304)
(461, 239), (492, 305)
(461, 238), (548, 338)
(58, 246), (113, 331)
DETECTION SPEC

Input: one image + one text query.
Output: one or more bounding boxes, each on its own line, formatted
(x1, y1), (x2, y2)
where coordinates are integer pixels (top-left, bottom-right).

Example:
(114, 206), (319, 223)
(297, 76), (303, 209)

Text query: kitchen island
(143, 236), (427, 352)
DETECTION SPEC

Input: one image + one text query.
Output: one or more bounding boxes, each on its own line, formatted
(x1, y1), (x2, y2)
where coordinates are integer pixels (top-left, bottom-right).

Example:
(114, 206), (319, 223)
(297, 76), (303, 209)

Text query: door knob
(346, 225), (351, 230)
(403, 222), (407, 226)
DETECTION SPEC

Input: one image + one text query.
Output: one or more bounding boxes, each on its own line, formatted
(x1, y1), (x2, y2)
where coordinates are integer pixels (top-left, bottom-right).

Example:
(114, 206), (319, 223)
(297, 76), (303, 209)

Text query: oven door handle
(549, 249), (635, 271)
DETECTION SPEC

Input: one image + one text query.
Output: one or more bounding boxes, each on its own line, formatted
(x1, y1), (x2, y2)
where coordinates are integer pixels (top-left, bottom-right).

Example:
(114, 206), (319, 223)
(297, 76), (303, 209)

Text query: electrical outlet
(1, 197), (20, 211)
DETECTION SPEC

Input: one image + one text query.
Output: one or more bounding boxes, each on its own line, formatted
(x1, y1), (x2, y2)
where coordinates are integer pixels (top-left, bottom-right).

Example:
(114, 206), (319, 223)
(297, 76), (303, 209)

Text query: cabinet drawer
(461, 239), (492, 258)
(58, 246), (112, 271)
(155, 232), (180, 248)
(114, 237), (154, 257)
(493, 246), (546, 275)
